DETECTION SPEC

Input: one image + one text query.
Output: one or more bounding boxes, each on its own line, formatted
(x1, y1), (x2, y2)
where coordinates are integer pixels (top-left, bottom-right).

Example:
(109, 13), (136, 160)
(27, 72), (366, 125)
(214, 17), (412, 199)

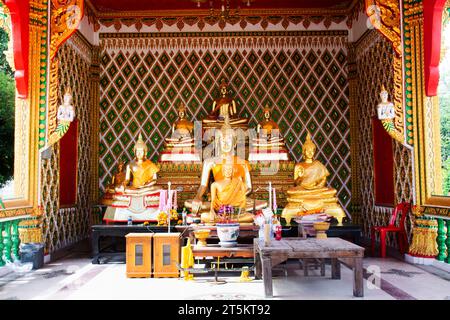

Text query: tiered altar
(101, 80), (346, 226)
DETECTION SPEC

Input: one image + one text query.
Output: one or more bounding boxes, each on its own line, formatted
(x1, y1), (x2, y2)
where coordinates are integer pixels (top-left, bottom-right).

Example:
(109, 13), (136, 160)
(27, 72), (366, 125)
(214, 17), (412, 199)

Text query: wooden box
(153, 233), (181, 278)
(126, 233), (153, 278)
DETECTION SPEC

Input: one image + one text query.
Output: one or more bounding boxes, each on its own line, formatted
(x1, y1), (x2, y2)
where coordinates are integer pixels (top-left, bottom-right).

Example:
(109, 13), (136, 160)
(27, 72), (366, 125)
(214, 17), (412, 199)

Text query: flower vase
(216, 223), (240, 248)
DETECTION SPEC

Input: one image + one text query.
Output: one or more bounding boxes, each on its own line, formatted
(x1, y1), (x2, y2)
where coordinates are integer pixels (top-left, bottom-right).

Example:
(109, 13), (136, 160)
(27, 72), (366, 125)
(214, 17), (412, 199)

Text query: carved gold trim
(46, 0), (84, 148)
(366, 0), (402, 55)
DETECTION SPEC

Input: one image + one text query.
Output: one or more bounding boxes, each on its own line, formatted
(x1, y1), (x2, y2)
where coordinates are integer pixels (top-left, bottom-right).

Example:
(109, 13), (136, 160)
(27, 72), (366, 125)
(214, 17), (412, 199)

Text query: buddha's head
(263, 105), (271, 120)
(219, 79), (228, 96)
(177, 102), (187, 119)
(380, 85), (389, 103)
(218, 115), (236, 154)
(63, 87), (73, 106)
(117, 159), (125, 172)
(222, 163), (234, 179)
(134, 133), (148, 161)
(302, 132), (316, 162)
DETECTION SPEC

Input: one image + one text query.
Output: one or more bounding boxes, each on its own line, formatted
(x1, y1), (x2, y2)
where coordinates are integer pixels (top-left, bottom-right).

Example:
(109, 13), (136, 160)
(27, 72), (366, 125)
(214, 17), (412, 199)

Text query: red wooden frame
(424, 0), (447, 97)
(3, 0), (29, 99)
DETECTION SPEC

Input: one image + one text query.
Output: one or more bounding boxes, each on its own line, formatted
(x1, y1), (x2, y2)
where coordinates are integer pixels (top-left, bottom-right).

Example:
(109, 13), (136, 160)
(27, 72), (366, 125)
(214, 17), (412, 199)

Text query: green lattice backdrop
(99, 32), (351, 211)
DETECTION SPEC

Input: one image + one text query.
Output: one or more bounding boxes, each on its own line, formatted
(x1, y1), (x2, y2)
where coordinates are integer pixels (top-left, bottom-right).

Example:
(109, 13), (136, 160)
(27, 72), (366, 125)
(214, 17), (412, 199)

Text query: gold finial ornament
(65, 87), (72, 95)
(303, 132), (316, 153)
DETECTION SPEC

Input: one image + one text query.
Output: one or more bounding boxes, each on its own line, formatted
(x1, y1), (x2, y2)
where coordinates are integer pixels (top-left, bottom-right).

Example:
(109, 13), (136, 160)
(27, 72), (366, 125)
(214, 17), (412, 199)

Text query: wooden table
(192, 244), (254, 258)
(254, 237), (365, 298)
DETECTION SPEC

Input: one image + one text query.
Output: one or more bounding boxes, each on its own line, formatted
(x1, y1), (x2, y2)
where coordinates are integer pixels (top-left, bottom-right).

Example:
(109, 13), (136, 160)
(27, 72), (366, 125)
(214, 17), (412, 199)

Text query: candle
(273, 187), (277, 213)
(264, 222), (271, 246)
(167, 182), (172, 234)
(173, 190), (178, 210)
(268, 182), (272, 215)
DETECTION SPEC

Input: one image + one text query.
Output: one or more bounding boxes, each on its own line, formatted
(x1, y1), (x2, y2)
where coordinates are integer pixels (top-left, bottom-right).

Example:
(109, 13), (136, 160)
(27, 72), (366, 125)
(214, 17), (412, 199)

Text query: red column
(423, 0), (447, 97)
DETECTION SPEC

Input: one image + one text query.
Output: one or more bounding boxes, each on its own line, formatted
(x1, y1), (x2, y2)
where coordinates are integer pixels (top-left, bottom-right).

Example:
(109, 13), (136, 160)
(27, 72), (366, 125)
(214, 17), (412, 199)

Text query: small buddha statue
(377, 85), (395, 120)
(281, 132), (346, 225)
(105, 159), (126, 194)
(171, 102), (194, 138)
(160, 102), (200, 162)
(57, 88), (75, 122)
(249, 105), (289, 161)
(185, 116), (266, 223)
(257, 105), (280, 136)
(117, 133), (159, 195)
(203, 80), (248, 128)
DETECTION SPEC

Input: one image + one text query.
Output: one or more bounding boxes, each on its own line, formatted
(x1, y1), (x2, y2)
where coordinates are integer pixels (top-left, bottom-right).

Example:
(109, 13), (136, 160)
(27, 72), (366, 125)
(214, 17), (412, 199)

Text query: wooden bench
(254, 237), (365, 298)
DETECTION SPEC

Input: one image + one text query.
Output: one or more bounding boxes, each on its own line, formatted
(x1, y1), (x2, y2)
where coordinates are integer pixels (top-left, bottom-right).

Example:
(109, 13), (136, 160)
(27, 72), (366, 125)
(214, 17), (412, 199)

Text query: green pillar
(0, 222), (4, 267)
(2, 221), (12, 263)
(446, 220), (450, 264)
(437, 218), (447, 261)
(11, 220), (20, 261)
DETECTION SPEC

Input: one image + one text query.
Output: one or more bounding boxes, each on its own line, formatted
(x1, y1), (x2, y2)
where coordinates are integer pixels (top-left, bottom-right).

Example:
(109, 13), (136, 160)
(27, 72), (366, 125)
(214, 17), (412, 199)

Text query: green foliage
(0, 28), (14, 188)
(439, 60), (450, 195)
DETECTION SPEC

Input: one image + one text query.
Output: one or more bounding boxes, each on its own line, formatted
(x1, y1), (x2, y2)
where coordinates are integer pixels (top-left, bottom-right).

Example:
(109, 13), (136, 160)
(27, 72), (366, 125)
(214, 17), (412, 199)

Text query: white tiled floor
(1, 252), (449, 300)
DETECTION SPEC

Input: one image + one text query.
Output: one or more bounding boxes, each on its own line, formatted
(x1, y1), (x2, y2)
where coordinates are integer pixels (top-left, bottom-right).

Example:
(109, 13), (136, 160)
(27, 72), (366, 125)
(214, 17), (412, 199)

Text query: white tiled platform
(1, 250), (449, 300)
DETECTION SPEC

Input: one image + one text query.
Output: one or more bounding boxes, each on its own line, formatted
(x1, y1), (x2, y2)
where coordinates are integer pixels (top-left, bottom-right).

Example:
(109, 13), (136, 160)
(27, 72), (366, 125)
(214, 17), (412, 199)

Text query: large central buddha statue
(281, 132), (347, 225)
(185, 116), (266, 223)
(202, 79), (248, 129)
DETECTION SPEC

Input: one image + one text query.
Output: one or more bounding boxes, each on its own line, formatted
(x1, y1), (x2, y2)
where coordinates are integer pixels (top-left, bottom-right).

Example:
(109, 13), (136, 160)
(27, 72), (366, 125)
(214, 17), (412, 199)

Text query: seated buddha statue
(105, 159), (126, 194)
(185, 116), (267, 223)
(118, 133), (159, 195)
(202, 79), (248, 129)
(160, 102), (200, 162)
(249, 105), (289, 161)
(281, 132), (347, 225)
(102, 133), (162, 222)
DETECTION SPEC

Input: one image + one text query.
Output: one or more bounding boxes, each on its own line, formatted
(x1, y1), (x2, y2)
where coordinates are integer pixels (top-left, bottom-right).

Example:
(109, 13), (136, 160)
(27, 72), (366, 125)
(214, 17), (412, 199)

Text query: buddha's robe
(212, 177), (247, 211)
(129, 160), (159, 188)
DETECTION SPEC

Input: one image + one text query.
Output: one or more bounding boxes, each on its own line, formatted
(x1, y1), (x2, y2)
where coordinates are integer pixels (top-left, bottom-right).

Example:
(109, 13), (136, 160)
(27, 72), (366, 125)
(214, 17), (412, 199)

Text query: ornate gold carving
(366, 0), (402, 55)
(49, 0), (84, 60)
(366, 0), (405, 145)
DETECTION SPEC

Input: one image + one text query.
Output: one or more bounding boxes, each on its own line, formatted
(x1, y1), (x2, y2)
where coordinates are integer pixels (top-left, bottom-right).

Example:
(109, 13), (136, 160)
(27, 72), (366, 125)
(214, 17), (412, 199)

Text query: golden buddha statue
(281, 132), (346, 225)
(115, 133), (159, 195)
(171, 102), (194, 137)
(249, 105), (289, 161)
(257, 105), (280, 136)
(202, 80), (248, 129)
(185, 116), (266, 223)
(161, 102), (200, 162)
(102, 133), (162, 222)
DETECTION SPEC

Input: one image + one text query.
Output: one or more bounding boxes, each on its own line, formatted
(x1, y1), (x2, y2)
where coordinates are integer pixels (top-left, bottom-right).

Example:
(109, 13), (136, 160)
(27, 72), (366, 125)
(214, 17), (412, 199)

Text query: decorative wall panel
(355, 30), (414, 247)
(41, 32), (94, 253)
(98, 31), (352, 213)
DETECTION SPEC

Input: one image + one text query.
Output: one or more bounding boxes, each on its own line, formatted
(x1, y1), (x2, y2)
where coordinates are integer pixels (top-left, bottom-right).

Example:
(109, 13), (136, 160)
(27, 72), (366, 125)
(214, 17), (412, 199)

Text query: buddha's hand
(115, 185), (125, 193)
